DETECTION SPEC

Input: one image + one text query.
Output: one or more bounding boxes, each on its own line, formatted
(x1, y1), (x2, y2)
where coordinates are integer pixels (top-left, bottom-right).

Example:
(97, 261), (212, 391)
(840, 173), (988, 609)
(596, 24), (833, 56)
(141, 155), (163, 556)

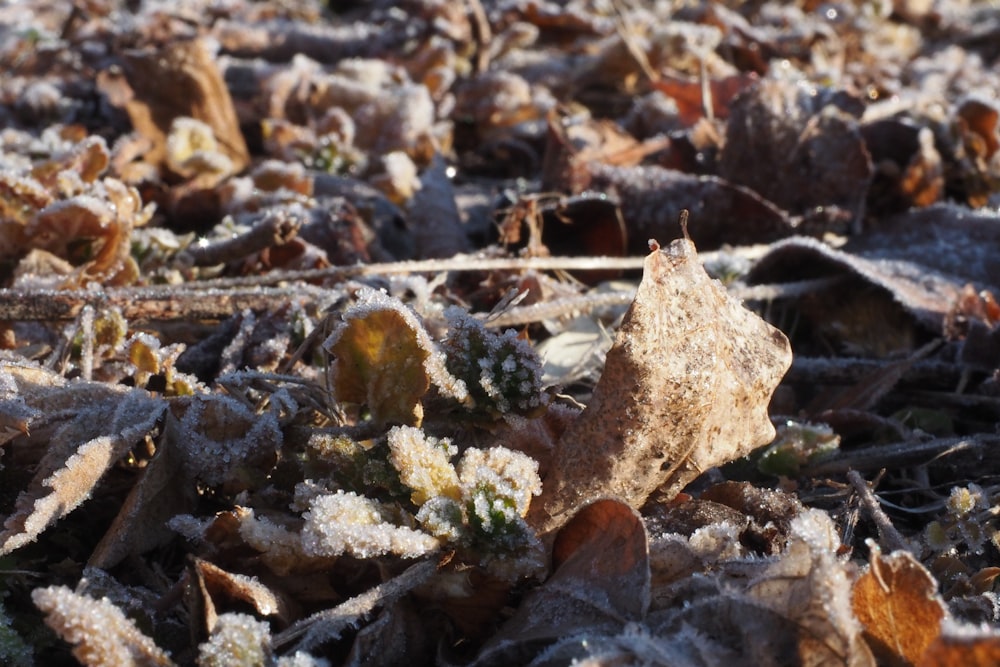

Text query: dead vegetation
(2, 0), (1000, 664)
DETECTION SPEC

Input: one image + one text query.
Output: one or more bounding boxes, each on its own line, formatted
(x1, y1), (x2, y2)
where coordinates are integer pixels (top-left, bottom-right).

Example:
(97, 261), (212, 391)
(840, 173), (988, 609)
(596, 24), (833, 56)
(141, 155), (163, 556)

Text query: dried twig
(848, 470), (911, 553)
(183, 209), (305, 266)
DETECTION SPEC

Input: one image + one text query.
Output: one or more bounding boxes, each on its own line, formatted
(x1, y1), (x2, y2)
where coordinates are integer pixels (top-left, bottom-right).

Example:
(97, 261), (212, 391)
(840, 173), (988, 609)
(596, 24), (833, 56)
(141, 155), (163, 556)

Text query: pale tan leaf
(32, 585), (175, 667)
(529, 236), (792, 532)
(0, 388), (166, 555)
(194, 559), (293, 626)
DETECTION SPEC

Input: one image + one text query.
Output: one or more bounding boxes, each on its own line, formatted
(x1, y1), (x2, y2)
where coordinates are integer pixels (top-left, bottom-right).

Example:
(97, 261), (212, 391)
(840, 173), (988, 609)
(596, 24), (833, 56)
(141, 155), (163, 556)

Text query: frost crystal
(301, 490), (439, 559)
(196, 613), (272, 667)
(443, 307), (547, 416)
(387, 425), (460, 505)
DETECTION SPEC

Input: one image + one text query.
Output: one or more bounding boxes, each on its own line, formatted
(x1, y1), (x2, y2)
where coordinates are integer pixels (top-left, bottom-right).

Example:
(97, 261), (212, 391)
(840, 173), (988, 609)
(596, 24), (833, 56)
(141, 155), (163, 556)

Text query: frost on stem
(32, 585), (173, 667)
(442, 307), (547, 418)
(196, 612), (272, 667)
(301, 490), (439, 559)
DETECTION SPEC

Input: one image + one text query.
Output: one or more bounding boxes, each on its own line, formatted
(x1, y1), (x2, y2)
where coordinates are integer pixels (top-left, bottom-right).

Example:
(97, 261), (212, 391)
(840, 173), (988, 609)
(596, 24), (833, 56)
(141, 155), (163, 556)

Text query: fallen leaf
(121, 37), (250, 174)
(193, 559), (293, 628)
(528, 235), (791, 533)
(88, 421), (197, 569)
(919, 622), (1000, 667)
(852, 546), (946, 667)
(718, 79), (872, 232)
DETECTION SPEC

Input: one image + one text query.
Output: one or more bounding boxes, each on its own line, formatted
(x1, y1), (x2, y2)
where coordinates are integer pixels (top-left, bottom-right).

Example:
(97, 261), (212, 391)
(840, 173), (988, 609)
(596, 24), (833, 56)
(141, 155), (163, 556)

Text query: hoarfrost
(301, 490), (439, 559)
(443, 307), (546, 416)
(457, 446), (542, 519)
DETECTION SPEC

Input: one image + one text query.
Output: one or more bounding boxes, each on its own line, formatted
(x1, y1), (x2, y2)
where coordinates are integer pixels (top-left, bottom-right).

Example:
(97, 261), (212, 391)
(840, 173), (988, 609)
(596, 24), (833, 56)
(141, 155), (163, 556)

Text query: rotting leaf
(852, 545), (946, 667)
(528, 235), (791, 533)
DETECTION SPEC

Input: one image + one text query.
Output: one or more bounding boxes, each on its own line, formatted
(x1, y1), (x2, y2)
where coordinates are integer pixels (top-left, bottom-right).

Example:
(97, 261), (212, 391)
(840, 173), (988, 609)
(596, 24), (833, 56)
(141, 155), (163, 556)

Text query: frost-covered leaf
(443, 307), (548, 418)
(387, 425), (460, 505)
(0, 385), (166, 555)
(528, 236), (792, 533)
(274, 559), (438, 653)
(32, 585), (174, 667)
(646, 509), (875, 667)
(121, 37), (250, 174)
(301, 490), (439, 559)
(852, 546), (946, 666)
(919, 621), (1000, 667)
(196, 612), (272, 667)
(324, 288), (467, 426)
(474, 499), (648, 665)
(173, 394), (282, 490)
(194, 559), (292, 626)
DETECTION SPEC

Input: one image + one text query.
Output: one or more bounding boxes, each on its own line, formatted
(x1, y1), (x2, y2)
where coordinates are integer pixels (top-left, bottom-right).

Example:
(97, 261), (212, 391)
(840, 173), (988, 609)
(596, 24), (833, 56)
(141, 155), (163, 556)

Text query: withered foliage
(2, 0), (1000, 665)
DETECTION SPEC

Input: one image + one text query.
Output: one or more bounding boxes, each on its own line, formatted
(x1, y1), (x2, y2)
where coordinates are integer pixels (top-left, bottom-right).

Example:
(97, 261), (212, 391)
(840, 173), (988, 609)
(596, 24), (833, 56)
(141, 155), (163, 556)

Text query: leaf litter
(2, 0), (1000, 665)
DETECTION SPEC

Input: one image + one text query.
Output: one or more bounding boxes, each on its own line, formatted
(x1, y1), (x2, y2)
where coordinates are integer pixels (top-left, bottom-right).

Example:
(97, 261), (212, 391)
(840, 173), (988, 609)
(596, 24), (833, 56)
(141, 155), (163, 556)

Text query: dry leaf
(852, 546), (947, 666)
(647, 509), (875, 667)
(528, 235), (791, 533)
(919, 622), (1000, 667)
(193, 559), (293, 628)
(88, 423), (197, 569)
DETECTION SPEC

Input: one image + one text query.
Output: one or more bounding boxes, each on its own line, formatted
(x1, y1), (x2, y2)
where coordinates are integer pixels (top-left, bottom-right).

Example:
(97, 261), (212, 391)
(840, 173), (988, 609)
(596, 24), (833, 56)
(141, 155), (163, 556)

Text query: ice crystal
(415, 496), (465, 542)
(387, 425), (460, 505)
(442, 307), (547, 417)
(196, 613), (271, 667)
(301, 490), (439, 559)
